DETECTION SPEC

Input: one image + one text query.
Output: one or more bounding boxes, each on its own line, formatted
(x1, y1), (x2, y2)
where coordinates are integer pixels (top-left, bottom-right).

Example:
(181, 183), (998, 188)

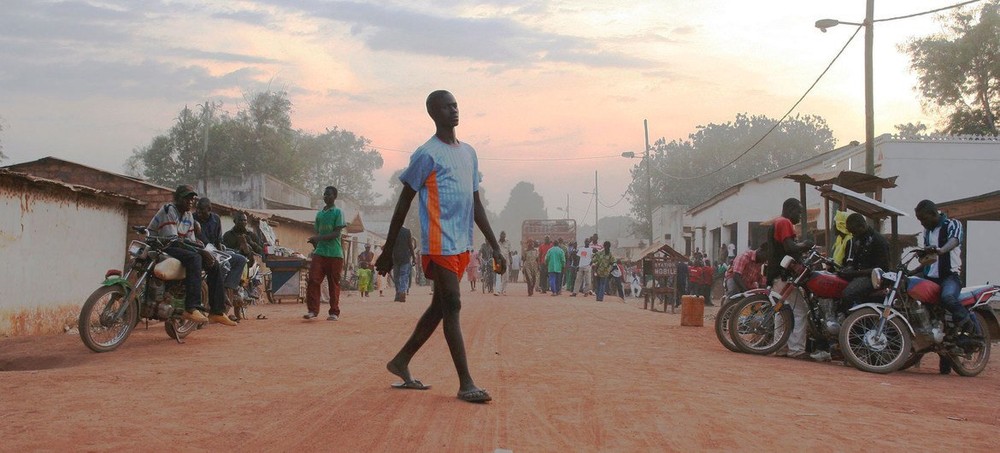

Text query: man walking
(376, 90), (501, 403)
(494, 231), (511, 296)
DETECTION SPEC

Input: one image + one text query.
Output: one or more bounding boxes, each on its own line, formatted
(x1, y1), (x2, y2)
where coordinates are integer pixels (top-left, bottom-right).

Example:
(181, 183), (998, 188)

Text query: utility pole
(864, 0), (875, 176)
(644, 119), (653, 246)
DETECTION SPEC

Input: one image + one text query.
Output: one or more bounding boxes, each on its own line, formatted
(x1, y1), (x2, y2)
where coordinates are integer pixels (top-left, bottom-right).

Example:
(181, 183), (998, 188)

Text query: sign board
(652, 257), (673, 277)
(521, 219), (577, 251)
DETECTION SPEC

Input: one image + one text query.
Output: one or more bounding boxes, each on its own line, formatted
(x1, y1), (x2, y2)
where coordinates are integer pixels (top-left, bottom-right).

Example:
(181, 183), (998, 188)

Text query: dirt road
(2, 282), (998, 452)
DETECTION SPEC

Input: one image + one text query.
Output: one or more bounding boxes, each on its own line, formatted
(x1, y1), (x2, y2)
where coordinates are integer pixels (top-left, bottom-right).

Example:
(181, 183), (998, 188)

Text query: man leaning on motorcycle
(147, 185), (238, 327)
(195, 197), (247, 315)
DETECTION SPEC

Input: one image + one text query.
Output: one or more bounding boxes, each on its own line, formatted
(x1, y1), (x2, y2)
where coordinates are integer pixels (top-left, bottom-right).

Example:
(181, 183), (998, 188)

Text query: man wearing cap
(147, 185), (237, 326)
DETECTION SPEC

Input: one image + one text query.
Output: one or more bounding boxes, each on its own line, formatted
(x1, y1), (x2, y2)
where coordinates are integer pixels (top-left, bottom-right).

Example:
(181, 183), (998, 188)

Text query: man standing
(915, 200), (978, 337)
(537, 236), (552, 294)
(544, 239), (567, 295)
(767, 198), (814, 358)
(592, 241), (614, 302)
(571, 238), (593, 297)
(304, 186), (346, 321)
(674, 258), (689, 311)
(195, 198), (247, 318)
(148, 185), (236, 326)
(509, 251), (521, 283)
(376, 90), (501, 403)
(494, 231), (512, 296)
(522, 240), (539, 296)
(392, 226), (415, 302)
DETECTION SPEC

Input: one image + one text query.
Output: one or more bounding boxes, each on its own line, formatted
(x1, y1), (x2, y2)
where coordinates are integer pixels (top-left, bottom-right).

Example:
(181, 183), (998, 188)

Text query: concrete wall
(0, 178), (130, 337)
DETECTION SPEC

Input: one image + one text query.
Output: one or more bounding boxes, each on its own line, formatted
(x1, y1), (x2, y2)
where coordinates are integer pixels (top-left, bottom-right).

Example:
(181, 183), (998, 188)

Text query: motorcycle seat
(959, 285), (999, 307)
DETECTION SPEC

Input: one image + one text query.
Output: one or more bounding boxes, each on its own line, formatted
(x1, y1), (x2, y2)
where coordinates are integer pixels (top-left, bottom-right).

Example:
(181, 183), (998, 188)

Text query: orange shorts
(421, 252), (470, 281)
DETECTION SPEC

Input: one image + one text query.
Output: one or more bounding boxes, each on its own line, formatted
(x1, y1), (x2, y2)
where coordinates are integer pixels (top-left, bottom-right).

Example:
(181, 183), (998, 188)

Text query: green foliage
(903, 1), (999, 135)
(627, 113), (836, 238)
(894, 122), (930, 138)
(126, 91), (383, 203)
(0, 117), (6, 161)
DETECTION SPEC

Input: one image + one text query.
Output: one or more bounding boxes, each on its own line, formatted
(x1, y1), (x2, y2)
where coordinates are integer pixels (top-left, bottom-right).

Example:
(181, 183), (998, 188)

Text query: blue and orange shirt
(399, 136), (480, 256)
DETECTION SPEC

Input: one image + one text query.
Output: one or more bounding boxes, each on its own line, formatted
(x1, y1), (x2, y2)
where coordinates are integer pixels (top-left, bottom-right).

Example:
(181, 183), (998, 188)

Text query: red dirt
(2, 282), (999, 451)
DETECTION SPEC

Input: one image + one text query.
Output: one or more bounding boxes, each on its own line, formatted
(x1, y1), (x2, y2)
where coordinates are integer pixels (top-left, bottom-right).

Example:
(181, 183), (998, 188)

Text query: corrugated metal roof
(0, 168), (146, 206)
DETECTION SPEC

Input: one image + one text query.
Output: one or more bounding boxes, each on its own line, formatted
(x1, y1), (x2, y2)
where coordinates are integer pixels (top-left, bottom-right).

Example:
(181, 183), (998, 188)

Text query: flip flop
(457, 388), (492, 403)
(390, 380), (431, 390)
(256, 314), (268, 320)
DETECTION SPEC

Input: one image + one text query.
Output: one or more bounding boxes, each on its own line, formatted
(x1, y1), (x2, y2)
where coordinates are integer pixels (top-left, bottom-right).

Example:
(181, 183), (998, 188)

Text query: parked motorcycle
(839, 249), (1000, 375)
(728, 248), (847, 356)
(231, 254), (265, 320)
(715, 288), (769, 352)
(78, 226), (226, 352)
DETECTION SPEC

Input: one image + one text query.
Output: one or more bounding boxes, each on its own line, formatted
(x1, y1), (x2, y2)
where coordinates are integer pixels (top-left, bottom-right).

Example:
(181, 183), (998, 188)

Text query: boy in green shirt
(304, 186), (346, 321)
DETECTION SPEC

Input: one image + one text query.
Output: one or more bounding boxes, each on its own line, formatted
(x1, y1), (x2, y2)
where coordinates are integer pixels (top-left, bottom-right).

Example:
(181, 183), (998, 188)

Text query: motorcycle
(229, 252), (265, 320)
(715, 288), (769, 353)
(78, 226), (228, 352)
(728, 247), (848, 356)
(839, 249), (1000, 375)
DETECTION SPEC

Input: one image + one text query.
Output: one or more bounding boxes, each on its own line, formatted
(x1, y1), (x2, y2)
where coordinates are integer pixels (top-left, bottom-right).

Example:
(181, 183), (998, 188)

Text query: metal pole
(644, 119), (653, 246)
(864, 0), (875, 175)
(201, 102), (211, 196)
(594, 170), (599, 237)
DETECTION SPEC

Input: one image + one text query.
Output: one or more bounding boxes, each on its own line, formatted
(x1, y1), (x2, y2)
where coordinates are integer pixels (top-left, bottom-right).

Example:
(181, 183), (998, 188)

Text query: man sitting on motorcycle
(914, 200), (980, 339)
(195, 198), (247, 314)
(148, 185), (237, 326)
(838, 213), (890, 312)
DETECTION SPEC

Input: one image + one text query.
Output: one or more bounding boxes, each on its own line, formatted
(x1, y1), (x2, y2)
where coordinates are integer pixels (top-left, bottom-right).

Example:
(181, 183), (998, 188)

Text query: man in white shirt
(570, 238), (594, 296)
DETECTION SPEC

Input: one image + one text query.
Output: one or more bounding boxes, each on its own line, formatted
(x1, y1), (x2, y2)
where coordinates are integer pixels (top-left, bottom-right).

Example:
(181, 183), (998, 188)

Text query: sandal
(457, 388), (492, 403)
(256, 314), (268, 320)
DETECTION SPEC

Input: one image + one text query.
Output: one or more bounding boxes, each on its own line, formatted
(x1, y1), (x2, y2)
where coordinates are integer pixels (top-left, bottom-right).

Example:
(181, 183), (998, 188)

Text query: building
(0, 169), (143, 337)
(680, 134), (1000, 282)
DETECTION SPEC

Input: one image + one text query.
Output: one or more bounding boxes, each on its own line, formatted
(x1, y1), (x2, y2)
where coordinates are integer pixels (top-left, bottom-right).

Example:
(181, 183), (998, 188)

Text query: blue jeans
(394, 262), (411, 294)
(595, 276), (608, 301)
(164, 244), (226, 315)
(932, 274), (970, 325)
(222, 252), (247, 290)
(548, 273), (559, 293)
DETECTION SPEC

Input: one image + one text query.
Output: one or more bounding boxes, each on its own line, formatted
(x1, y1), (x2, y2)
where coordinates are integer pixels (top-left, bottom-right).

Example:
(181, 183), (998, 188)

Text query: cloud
(265, 0), (651, 69)
(211, 9), (274, 26)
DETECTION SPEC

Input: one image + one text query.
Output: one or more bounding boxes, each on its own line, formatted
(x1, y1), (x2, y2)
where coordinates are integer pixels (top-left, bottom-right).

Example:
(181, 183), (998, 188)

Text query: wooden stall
(634, 242), (688, 312)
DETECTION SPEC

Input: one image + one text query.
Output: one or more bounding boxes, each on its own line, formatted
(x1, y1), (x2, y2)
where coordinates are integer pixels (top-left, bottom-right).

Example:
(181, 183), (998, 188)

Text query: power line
(597, 191), (629, 209)
(874, 0), (982, 23)
(648, 24), (863, 181)
(366, 143), (621, 162)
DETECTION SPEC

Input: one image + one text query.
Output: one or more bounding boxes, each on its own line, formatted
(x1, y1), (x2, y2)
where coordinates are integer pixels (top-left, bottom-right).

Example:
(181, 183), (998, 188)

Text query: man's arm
(782, 237), (814, 255)
(376, 185), (416, 275)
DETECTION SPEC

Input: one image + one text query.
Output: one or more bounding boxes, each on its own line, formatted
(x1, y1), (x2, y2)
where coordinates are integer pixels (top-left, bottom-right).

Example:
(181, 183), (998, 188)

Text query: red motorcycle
(839, 249), (1000, 375)
(728, 248), (848, 355)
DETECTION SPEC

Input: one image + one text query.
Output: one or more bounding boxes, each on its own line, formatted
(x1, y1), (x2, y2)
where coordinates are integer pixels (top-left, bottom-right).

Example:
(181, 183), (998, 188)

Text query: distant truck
(521, 219), (577, 251)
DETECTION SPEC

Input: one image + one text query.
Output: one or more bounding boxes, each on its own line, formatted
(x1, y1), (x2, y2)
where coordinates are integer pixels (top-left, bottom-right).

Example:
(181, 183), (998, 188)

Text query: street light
(816, 0), (875, 176)
(621, 119), (654, 247)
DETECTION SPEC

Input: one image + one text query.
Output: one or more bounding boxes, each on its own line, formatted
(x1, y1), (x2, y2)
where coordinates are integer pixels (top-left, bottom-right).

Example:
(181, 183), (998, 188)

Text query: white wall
(878, 138), (1000, 284)
(0, 187), (128, 336)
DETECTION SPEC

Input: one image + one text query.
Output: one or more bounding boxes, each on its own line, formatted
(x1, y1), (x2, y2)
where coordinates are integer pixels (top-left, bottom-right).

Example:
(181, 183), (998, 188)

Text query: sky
(0, 0), (970, 224)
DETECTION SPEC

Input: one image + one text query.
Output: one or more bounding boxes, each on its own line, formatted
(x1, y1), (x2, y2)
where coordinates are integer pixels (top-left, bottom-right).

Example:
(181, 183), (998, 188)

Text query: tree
(903, 1), (999, 136)
(626, 113), (836, 239)
(127, 91), (383, 203)
(298, 127), (383, 202)
(496, 181), (548, 246)
(894, 122), (930, 138)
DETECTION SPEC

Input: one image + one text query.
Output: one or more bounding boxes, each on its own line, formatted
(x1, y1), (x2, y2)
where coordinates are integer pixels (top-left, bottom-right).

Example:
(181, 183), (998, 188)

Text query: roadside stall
(815, 184), (908, 265)
(634, 242), (688, 312)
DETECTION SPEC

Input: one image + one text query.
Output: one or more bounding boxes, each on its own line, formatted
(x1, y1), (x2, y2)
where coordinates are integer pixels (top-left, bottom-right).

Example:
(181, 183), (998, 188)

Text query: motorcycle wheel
(839, 308), (912, 374)
(79, 286), (138, 353)
(714, 299), (742, 353)
(948, 311), (992, 377)
(728, 295), (793, 355)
